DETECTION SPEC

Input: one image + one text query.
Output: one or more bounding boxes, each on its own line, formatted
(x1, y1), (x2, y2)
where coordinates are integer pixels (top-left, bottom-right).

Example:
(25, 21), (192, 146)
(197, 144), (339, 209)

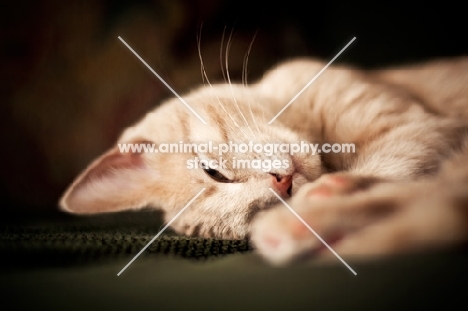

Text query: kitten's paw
(251, 176), (398, 265)
(301, 173), (383, 200)
(251, 200), (356, 265)
(250, 206), (320, 265)
(252, 178), (468, 265)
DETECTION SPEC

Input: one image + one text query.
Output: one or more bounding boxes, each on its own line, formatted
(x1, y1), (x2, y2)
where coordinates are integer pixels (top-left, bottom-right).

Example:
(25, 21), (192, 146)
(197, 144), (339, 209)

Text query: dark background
(2, 0), (467, 217)
(2, 2), (468, 309)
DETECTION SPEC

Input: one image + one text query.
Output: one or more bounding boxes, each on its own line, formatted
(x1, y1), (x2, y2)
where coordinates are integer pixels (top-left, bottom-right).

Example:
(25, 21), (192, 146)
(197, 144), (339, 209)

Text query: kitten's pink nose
(270, 173), (293, 198)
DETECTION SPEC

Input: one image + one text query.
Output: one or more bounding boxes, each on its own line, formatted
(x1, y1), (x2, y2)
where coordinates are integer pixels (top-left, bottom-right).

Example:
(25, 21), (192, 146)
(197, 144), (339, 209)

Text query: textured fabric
(0, 211), (251, 267)
(1, 210), (466, 309)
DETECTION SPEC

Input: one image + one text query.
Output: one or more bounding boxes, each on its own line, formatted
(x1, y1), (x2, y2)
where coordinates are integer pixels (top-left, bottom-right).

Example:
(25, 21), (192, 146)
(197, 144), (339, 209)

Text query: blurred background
(2, 0), (468, 217)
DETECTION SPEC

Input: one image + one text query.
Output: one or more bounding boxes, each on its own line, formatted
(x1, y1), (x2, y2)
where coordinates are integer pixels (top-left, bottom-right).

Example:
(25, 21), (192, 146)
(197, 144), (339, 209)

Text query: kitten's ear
(59, 140), (157, 214)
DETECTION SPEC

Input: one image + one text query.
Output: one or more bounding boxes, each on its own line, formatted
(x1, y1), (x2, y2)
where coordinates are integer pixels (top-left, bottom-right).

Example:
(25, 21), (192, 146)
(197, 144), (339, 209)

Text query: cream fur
(60, 57), (468, 262)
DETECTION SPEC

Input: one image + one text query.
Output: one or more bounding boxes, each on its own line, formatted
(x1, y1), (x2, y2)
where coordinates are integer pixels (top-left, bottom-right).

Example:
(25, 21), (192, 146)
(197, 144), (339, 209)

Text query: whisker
(244, 30), (260, 138)
(242, 48), (247, 87)
(196, 22), (206, 85)
(220, 26), (227, 84)
(248, 94), (260, 139)
(198, 25), (241, 130)
(242, 29), (258, 87)
(225, 27), (256, 141)
(224, 27), (235, 88)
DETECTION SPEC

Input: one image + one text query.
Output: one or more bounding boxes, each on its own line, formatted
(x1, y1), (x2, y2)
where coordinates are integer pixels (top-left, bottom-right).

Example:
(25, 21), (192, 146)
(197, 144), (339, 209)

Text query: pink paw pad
(322, 175), (351, 187)
(262, 234), (282, 249)
(306, 184), (333, 198)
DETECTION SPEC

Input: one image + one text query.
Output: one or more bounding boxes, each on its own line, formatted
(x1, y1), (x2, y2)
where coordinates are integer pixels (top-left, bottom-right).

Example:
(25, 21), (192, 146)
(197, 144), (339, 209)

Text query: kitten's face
(60, 84), (323, 239)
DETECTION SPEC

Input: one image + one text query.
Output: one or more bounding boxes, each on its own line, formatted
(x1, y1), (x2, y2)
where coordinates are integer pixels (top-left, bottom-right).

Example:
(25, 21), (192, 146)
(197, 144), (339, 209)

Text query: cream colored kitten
(60, 56), (468, 264)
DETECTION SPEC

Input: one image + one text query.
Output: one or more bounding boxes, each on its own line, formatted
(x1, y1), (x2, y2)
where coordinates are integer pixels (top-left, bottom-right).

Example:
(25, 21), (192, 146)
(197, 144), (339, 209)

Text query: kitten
(59, 56), (468, 264)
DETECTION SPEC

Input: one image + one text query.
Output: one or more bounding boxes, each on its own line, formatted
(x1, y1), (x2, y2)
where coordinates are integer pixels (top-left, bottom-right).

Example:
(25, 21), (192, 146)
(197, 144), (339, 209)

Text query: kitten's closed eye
(201, 162), (233, 183)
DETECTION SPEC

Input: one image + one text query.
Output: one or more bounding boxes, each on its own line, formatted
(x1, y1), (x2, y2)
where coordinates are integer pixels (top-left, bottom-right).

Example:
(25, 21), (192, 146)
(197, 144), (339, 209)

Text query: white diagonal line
(268, 37), (356, 124)
(269, 188), (357, 275)
(117, 188), (206, 276)
(118, 36), (207, 125)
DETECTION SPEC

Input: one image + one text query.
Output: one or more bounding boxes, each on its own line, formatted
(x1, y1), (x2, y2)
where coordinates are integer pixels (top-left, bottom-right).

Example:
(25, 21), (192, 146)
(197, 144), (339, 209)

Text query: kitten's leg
(328, 137), (468, 257)
(340, 119), (467, 180)
(320, 194), (468, 258)
(251, 174), (394, 264)
(251, 175), (468, 265)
